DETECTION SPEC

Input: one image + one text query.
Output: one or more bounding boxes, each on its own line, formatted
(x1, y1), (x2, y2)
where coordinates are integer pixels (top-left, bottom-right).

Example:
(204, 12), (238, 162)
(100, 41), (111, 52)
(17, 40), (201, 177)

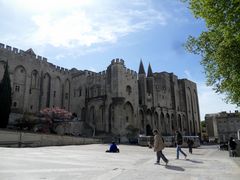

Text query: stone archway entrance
(146, 124), (153, 136)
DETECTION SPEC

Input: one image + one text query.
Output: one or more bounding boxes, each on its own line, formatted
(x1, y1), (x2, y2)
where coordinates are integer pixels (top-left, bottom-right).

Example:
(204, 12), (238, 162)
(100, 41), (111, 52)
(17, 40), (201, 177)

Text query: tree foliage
(183, 0), (240, 106)
(0, 62), (12, 128)
(200, 121), (206, 128)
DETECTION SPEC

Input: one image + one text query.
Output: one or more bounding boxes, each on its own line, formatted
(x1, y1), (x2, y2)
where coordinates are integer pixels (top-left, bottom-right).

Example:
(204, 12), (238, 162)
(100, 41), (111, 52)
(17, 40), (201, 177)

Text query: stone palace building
(0, 43), (201, 138)
(205, 111), (240, 142)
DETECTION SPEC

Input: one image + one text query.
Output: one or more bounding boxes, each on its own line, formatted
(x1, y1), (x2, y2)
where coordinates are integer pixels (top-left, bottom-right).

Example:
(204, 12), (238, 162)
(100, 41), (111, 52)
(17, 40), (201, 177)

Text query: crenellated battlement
(89, 70), (107, 80)
(0, 43), (20, 54)
(83, 70), (106, 77)
(84, 70), (96, 76)
(0, 42), (73, 75)
(0, 43), (138, 78)
(111, 58), (125, 65)
(71, 69), (108, 82)
(109, 58), (137, 78)
(123, 67), (137, 79)
(47, 63), (67, 73)
(95, 70), (107, 76)
(58, 67), (69, 74)
(0, 43), (48, 62)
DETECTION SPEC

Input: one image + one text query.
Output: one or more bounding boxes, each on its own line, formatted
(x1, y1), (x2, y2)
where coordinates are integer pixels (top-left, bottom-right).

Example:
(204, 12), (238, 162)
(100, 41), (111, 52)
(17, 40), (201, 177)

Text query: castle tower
(106, 59), (125, 134)
(138, 60), (146, 105)
(106, 59), (125, 98)
(146, 63), (154, 95)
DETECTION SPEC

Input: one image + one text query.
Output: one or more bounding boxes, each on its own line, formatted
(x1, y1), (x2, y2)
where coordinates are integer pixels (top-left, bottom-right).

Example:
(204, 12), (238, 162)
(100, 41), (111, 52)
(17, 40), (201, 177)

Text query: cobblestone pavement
(0, 144), (239, 180)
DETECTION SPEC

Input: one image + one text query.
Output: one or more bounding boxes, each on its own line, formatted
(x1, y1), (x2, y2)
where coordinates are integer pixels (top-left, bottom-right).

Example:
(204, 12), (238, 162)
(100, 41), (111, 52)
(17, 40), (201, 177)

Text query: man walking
(153, 129), (169, 165)
(187, 138), (194, 154)
(175, 130), (187, 159)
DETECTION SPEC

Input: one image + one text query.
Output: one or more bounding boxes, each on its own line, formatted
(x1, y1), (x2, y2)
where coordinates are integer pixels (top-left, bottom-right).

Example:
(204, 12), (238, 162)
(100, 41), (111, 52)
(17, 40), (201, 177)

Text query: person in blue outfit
(175, 130), (187, 159)
(106, 141), (120, 153)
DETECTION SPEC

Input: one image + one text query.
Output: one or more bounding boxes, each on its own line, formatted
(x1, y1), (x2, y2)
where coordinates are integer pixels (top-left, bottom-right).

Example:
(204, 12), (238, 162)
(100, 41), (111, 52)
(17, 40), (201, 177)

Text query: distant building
(0, 43), (201, 140)
(200, 121), (208, 142)
(205, 111), (240, 142)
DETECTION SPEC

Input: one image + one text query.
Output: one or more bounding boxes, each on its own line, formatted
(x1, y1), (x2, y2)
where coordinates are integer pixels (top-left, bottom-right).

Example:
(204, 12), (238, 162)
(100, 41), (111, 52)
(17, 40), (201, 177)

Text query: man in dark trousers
(175, 130), (187, 159)
(153, 129), (169, 165)
(229, 137), (237, 157)
(187, 138), (194, 154)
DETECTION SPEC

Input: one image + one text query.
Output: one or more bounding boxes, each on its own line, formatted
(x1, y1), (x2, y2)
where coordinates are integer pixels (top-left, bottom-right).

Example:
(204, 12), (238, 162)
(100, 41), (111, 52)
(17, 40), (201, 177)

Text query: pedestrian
(175, 130), (187, 159)
(228, 137), (237, 157)
(153, 129), (169, 165)
(106, 141), (120, 153)
(187, 138), (194, 154)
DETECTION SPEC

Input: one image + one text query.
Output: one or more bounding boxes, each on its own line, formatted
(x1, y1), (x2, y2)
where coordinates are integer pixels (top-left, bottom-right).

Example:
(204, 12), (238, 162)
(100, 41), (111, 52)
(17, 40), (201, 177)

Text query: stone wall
(0, 129), (101, 147)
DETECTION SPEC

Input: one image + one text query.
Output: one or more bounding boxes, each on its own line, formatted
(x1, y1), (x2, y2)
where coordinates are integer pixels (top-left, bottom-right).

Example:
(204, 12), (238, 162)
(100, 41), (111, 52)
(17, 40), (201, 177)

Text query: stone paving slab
(0, 144), (239, 180)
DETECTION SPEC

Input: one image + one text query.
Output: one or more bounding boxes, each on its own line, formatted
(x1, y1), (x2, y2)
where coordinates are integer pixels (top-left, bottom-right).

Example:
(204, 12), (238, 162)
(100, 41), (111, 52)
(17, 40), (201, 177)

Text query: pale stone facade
(205, 111), (240, 142)
(0, 43), (201, 138)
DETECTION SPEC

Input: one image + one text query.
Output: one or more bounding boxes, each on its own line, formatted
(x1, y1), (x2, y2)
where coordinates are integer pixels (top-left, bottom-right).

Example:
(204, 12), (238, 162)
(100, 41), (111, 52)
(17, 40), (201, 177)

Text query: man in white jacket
(153, 129), (169, 165)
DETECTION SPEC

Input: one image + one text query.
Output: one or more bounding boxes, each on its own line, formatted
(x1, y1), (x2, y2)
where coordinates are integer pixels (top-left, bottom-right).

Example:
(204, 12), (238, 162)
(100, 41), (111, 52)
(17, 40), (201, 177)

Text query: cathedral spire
(138, 59), (146, 74)
(147, 63), (153, 77)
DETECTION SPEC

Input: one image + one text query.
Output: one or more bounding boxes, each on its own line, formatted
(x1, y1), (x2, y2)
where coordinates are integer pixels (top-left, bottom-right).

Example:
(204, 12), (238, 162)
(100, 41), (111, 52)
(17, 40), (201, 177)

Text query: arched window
(139, 110), (144, 130)
(89, 106), (95, 126)
(79, 88), (82, 97)
(126, 85), (132, 95)
(31, 70), (39, 88)
(124, 102), (134, 125)
(13, 102), (17, 107)
(81, 108), (86, 121)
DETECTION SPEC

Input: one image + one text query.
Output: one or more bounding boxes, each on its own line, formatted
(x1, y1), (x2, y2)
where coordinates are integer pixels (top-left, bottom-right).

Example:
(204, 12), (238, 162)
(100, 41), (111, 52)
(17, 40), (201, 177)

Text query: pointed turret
(138, 59), (146, 105)
(138, 59), (146, 74)
(147, 63), (153, 77)
(146, 63), (154, 96)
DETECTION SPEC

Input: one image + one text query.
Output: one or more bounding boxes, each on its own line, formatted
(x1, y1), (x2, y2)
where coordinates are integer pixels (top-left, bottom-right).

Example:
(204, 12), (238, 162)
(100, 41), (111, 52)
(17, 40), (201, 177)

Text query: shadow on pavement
(186, 159), (203, 164)
(165, 165), (185, 171)
(192, 153), (204, 155)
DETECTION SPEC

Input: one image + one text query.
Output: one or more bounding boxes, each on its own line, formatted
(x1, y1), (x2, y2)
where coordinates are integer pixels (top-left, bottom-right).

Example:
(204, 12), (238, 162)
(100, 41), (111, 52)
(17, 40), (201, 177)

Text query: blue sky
(0, 0), (238, 119)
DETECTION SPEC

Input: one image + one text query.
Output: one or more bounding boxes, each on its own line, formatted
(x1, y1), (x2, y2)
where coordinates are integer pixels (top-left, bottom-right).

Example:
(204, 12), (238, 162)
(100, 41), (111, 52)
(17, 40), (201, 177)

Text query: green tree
(201, 120), (205, 126)
(0, 62), (12, 128)
(183, 0), (240, 106)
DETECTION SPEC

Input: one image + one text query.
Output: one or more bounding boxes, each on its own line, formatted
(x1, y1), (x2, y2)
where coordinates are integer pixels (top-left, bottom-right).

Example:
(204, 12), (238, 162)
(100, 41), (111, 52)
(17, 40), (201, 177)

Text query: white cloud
(52, 46), (106, 61)
(184, 69), (192, 80)
(1, 0), (167, 48)
(197, 82), (239, 120)
(88, 67), (98, 72)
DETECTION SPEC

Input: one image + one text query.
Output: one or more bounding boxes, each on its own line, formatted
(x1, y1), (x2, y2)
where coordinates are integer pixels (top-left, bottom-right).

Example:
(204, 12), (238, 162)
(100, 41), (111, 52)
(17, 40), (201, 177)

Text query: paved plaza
(0, 144), (239, 180)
